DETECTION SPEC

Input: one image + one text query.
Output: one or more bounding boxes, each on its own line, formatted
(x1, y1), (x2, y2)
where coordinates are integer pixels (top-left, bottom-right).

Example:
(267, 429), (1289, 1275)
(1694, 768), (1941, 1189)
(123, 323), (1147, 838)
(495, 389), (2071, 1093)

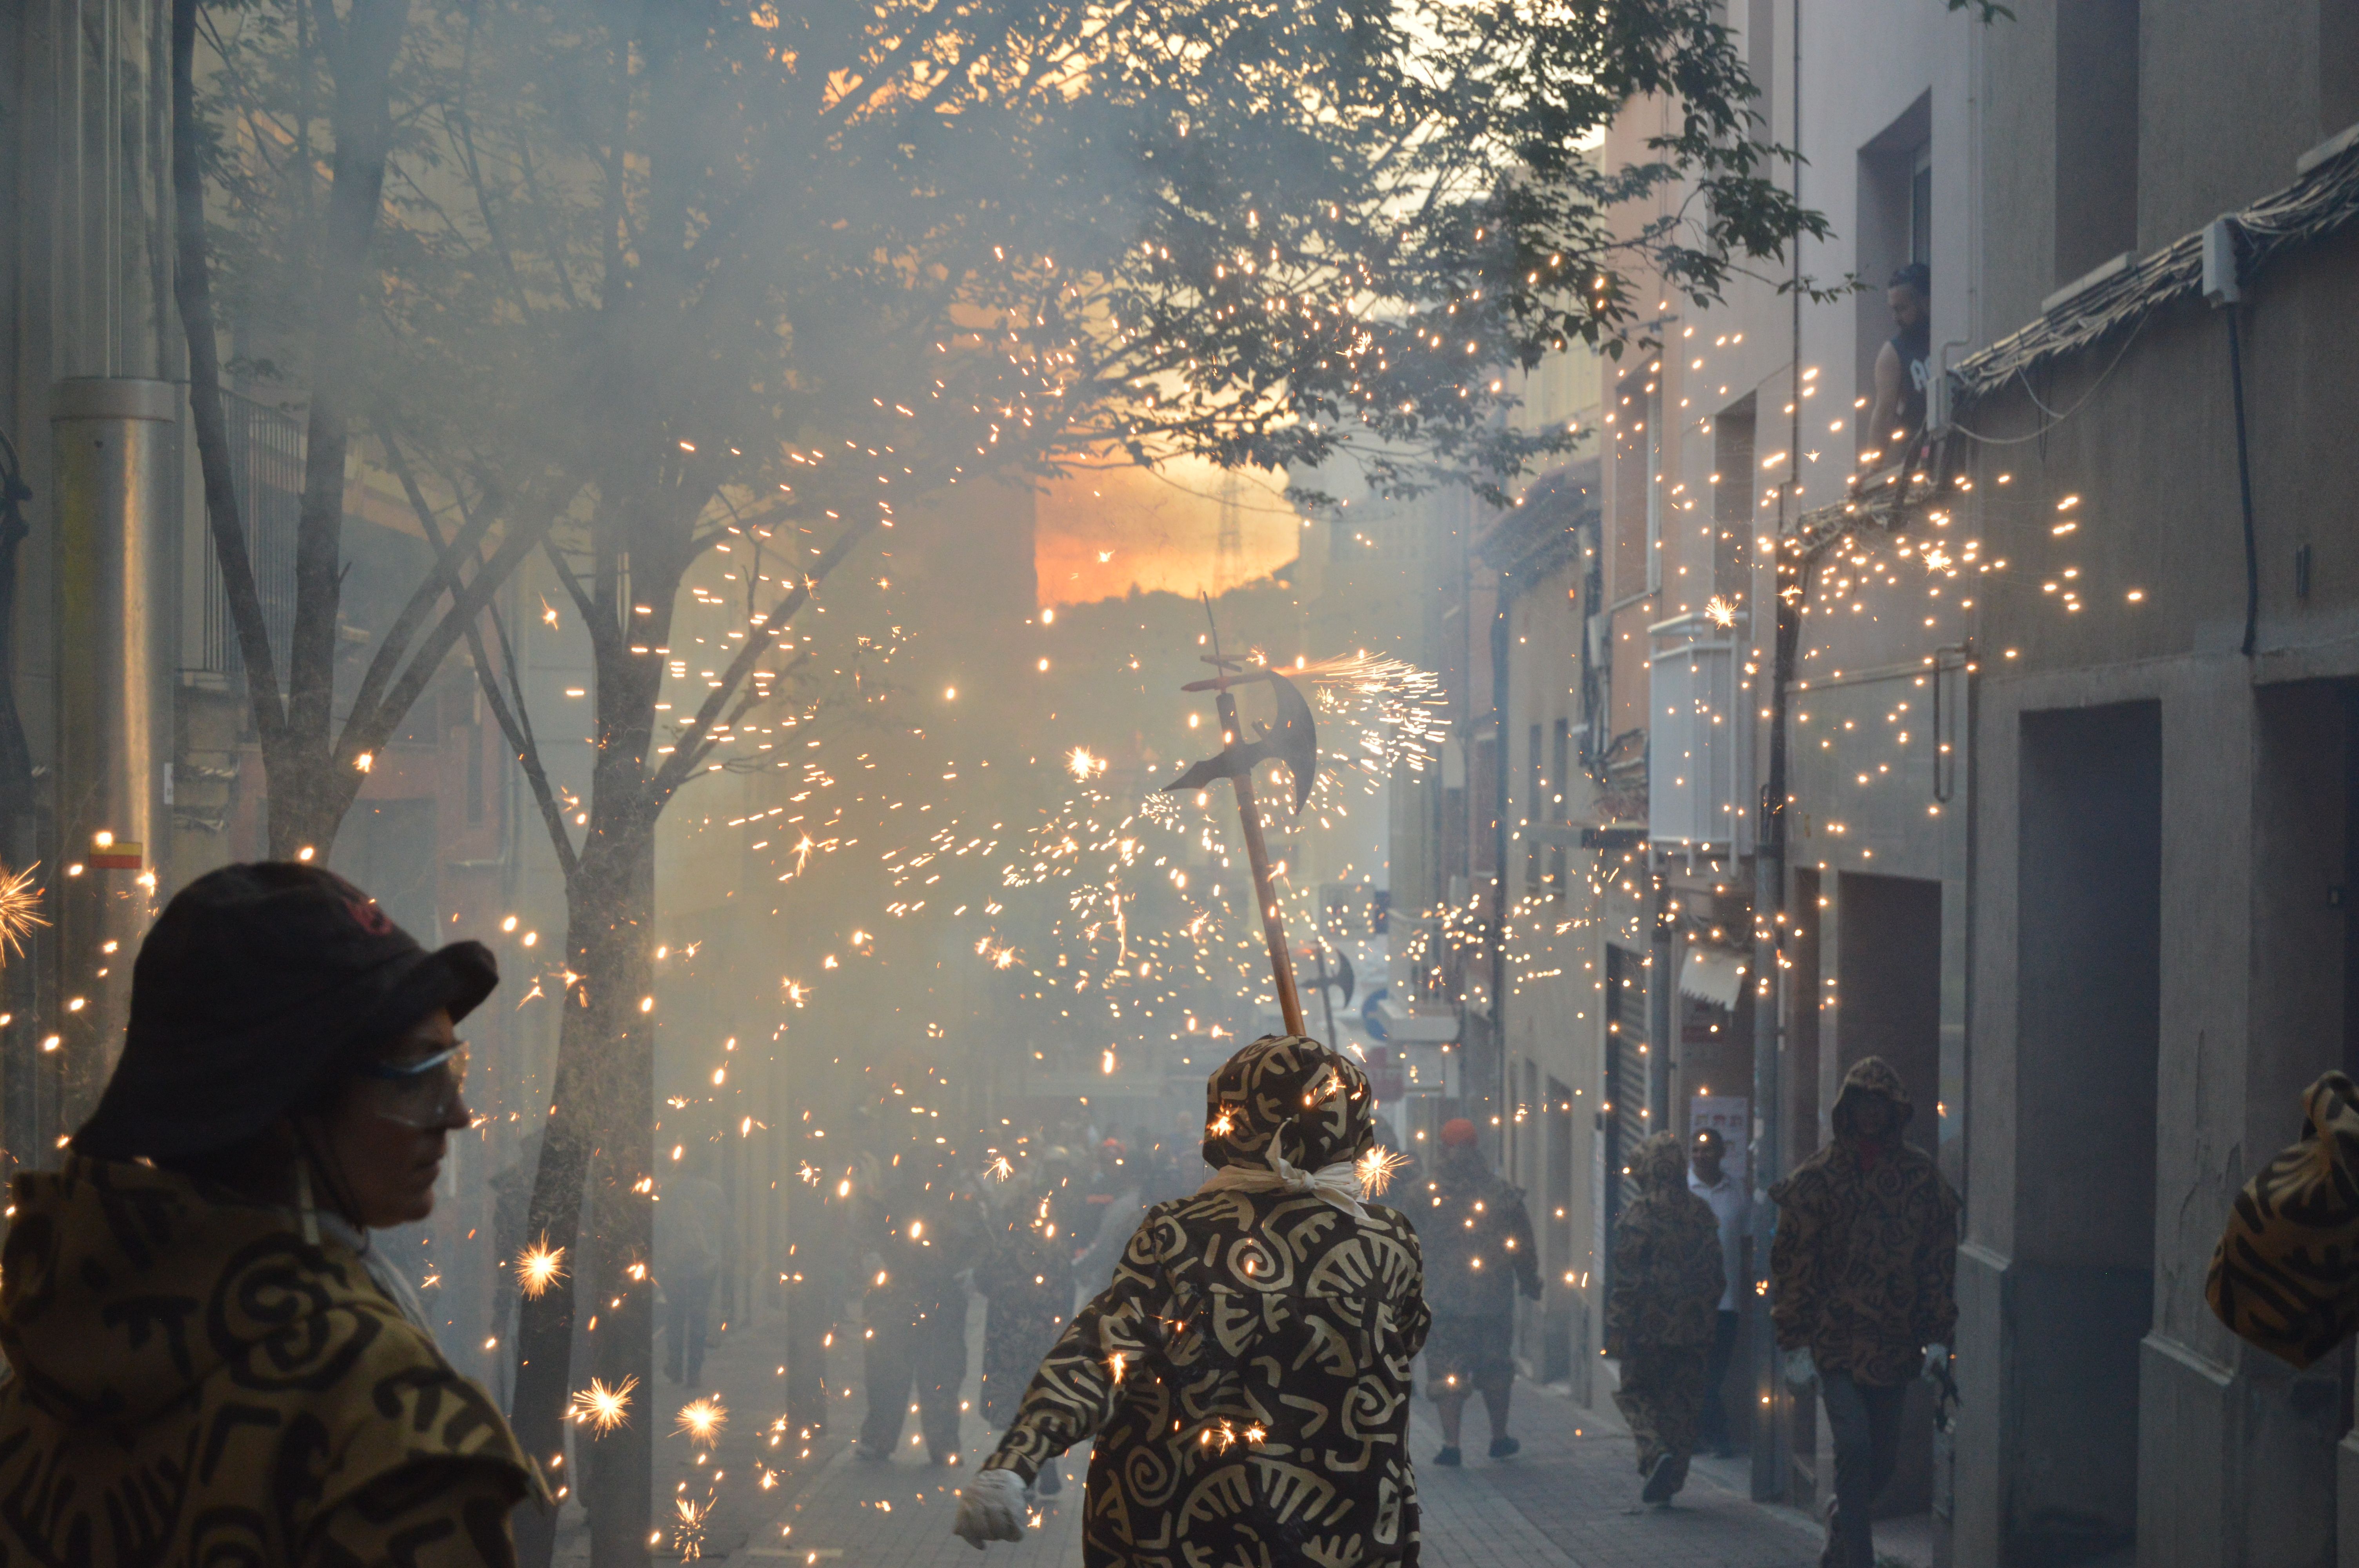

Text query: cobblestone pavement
(661, 1299), (1834, 1568)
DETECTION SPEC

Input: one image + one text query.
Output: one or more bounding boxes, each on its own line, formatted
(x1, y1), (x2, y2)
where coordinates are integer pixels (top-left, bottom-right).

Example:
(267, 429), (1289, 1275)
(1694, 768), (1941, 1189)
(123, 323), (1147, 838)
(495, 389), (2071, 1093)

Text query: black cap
(73, 862), (497, 1160)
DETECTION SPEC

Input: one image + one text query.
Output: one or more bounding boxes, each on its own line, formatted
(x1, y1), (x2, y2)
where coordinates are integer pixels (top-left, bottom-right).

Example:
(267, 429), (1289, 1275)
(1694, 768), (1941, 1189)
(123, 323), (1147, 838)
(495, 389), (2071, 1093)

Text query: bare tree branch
(378, 424), (582, 879)
(646, 514), (874, 808)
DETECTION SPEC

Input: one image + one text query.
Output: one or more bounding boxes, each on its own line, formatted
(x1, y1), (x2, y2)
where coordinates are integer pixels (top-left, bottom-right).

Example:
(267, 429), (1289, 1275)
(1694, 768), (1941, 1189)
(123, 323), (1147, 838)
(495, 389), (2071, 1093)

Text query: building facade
(1946, 5), (2359, 1565)
(0, 0), (552, 1385)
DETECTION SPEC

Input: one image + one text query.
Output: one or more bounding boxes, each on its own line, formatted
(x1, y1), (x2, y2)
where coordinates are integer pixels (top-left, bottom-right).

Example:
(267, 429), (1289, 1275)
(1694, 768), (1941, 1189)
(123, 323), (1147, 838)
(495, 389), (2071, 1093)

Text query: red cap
(1440, 1118), (1479, 1148)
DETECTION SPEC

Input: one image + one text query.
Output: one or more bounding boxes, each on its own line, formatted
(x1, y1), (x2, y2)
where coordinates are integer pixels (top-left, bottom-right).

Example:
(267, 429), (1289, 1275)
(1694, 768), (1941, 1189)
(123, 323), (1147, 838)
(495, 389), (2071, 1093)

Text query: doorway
(1545, 1074), (1576, 1383)
(2011, 701), (2160, 1564)
(1836, 871), (1945, 1520)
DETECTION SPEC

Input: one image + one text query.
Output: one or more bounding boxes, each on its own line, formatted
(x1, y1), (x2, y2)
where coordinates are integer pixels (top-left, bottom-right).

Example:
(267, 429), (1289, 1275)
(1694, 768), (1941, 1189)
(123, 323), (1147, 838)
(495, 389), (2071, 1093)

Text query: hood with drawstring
(1632, 1126), (1696, 1193)
(0, 1156), (539, 1561)
(1828, 1054), (1914, 1141)
(1768, 1055), (1960, 1382)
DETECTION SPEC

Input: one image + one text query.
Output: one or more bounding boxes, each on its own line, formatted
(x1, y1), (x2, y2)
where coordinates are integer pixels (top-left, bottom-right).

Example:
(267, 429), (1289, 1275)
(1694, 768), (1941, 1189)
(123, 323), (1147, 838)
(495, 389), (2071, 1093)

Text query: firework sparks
(1068, 746), (1107, 780)
(673, 1495), (710, 1559)
(568, 1375), (636, 1432)
(516, 1238), (567, 1298)
(1705, 595), (1739, 628)
(0, 863), (48, 962)
(987, 1154), (1015, 1181)
(675, 1396), (729, 1446)
(1357, 1145), (1409, 1198)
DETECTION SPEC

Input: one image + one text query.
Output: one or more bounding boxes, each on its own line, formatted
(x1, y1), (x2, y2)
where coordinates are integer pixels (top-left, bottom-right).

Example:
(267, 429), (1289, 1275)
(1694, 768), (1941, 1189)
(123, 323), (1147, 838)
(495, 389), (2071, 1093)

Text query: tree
(171, 0), (562, 860)
(252, 1), (1824, 1561)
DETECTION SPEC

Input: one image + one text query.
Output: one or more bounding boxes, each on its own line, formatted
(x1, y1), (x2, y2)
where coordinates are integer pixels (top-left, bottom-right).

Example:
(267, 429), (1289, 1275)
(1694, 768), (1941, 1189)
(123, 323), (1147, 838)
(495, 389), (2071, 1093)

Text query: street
(571, 1305), (1846, 1568)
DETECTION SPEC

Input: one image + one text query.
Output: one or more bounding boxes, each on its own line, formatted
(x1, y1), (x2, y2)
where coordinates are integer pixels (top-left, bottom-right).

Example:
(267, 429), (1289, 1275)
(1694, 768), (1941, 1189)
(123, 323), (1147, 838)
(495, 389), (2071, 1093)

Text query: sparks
(516, 1238), (567, 1298)
(1068, 746), (1106, 780)
(1704, 595), (1739, 628)
(0, 863), (49, 961)
(675, 1396), (729, 1446)
(1358, 1145), (1409, 1198)
(569, 1375), (636, 1432)
(672, 1495), (710, 1559)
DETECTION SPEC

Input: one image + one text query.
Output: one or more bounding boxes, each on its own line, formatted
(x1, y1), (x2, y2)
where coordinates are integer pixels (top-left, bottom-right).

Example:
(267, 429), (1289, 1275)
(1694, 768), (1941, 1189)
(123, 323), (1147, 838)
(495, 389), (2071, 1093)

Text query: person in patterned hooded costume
(975, 1156), (1076, 1494)
(1416, 1116), (1541, 1466)
(1770, 1055), (1958, 1568)
(1606, 1130), (1726, 1504)
(0, 863), (542, 1565)
(2208, 1069), (2359, 1367)
(953, 1034), (1430, 1565)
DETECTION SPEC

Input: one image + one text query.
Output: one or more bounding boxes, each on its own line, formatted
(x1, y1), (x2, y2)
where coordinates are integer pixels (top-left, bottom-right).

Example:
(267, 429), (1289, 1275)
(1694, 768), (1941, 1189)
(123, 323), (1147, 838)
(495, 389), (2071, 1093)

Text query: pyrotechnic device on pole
(1162, 596), (1318, 1038)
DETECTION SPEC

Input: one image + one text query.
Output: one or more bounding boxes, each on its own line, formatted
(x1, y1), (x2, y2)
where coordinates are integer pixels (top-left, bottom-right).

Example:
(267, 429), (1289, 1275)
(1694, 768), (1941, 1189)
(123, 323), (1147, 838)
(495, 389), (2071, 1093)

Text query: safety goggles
(357, 1042), (471, 1129)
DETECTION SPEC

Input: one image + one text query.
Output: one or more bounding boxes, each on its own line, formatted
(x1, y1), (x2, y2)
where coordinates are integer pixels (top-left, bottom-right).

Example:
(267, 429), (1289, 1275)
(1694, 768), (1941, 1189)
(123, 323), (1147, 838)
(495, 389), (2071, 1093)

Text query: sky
(1036, 457), (1307, 606)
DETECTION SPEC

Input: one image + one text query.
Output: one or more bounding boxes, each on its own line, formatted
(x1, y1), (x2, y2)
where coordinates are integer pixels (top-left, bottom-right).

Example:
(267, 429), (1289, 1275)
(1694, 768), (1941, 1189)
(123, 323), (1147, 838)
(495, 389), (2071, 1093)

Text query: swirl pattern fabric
(1606, 1132), (1725, 1354)
(0, 1156), (540, 1564)
(1767, 1057), (1959, 1386)
(1201, 1034), (1375, 1172)
(2208, 1070), (2359, 1369)
(977, 1207), (1075, 1428)
(983, 1183), (1430, 1568)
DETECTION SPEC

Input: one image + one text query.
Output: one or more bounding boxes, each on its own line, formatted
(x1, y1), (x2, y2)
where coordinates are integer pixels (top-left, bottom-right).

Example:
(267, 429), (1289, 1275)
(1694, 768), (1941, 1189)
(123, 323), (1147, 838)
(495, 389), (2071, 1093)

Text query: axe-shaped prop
(1164, 600), (1318, 1038)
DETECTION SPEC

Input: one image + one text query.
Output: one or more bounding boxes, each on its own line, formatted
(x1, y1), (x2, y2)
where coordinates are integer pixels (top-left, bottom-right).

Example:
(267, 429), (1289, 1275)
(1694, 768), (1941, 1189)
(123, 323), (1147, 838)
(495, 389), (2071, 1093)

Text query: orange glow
(1036, 457), (1303, 606)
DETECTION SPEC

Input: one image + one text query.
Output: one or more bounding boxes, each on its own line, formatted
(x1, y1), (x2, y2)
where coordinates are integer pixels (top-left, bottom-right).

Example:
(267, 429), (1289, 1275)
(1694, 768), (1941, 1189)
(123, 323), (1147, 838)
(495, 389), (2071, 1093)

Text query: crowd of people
(17, 860), (2358, 1568)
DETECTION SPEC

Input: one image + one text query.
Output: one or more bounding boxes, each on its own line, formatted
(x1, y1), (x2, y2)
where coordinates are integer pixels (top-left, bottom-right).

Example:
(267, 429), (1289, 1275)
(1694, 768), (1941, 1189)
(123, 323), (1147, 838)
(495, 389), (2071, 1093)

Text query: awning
(1679, 944), (1748, 1011)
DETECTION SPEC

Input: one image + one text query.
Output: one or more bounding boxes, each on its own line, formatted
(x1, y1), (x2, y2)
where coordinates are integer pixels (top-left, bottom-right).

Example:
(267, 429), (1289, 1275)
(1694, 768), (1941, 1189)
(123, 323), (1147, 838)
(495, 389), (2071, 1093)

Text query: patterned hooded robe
(2209, 1069), (2359, 1368)
(1768, 1056), (1961, 1385)
(1606, 1132), (1726, 1470)
(0, 1156), (542, 1564)
(1416, 1142), (1540, 1397)
(976, 1180), (1077, 1429)
(983, 1035), (1431, 1568)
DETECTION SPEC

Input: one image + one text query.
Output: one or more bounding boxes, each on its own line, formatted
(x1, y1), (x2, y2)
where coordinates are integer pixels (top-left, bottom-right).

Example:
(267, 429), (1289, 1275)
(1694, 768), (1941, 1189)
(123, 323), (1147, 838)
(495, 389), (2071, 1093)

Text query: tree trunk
(170, 0), (289, 753)
(509, 816), (658, 1568)
(585, 824), (656, 1568)
(273, 0), (411, 859)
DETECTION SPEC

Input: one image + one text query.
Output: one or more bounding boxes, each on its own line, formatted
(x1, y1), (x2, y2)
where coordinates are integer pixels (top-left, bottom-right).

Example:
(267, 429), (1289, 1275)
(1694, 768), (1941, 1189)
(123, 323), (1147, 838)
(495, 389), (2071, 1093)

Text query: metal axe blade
(1161, 670), (1318, 817)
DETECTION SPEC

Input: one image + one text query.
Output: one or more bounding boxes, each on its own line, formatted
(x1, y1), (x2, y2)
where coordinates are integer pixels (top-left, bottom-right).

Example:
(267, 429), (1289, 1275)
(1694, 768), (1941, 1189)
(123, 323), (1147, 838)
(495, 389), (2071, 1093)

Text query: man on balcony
(1863, 263), (1932, 477)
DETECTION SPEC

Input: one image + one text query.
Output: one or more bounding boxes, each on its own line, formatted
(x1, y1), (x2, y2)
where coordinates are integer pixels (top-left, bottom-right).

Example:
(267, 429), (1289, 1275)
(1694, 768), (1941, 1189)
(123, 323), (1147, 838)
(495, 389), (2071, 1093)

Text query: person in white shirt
(1687, 1128), (1750, 1457)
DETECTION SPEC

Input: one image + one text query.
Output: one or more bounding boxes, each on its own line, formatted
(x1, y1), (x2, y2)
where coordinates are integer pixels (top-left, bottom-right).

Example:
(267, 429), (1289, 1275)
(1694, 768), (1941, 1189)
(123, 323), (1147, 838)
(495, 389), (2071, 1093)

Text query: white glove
(1783, 1347), (1817, 1391)
(952, 1466), (1028, 1550)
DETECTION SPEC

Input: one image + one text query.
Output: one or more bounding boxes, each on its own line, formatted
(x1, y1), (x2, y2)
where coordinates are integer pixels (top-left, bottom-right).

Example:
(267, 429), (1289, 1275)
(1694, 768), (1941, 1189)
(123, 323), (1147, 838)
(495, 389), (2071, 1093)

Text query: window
(1526, 722), (1544, 894)
(1714, 394), (1757, 602)
(1910, 143), (1932, 267)
(2325, 0), (2359, 138)
(1549, 719), (1570, 900)
(1854, 95), (1932, 456)
(1746, 0), (1775, 143)
(2055, 0), (2140, 285)
(1644, 383), (1665, 595)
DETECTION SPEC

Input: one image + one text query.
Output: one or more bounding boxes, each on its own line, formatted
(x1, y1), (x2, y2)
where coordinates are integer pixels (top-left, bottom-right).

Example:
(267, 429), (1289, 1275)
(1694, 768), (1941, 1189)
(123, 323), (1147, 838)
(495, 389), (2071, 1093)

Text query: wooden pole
(1216, 686), (1307, 1038)
(1314, 946), (1339, 1045)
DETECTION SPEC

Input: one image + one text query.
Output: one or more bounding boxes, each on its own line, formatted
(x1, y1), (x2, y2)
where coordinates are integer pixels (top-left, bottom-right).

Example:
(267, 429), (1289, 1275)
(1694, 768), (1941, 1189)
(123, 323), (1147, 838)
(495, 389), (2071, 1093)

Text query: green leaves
(196, 0), (1827, 530)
